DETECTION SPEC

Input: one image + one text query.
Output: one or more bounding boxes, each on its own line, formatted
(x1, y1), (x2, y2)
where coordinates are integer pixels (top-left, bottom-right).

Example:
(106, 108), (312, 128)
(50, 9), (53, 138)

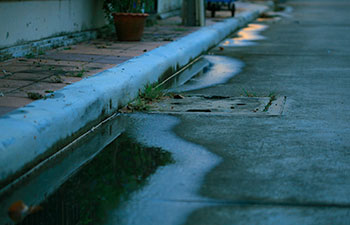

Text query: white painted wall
(0, 0), (106, 49)
(157, 0), (183, 14)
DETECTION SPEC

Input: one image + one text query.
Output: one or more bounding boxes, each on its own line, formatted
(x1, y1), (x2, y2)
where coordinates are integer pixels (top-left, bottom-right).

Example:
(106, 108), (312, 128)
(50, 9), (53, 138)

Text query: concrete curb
(0, 3), (269, 187)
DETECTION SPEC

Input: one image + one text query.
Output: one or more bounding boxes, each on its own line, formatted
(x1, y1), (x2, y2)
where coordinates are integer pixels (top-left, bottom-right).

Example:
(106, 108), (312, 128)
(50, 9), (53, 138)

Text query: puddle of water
(105, 113), (221, 225)
(163, 24), (269, 93)
(0, 118), (173, 225)
(219, 23), (268, 47)
(18, 134), (173, 225)
(0, 113), (220, 225)
(0, 117), (124, 225)
(161, 57), (211, 90)
(167, 55), (244, 93)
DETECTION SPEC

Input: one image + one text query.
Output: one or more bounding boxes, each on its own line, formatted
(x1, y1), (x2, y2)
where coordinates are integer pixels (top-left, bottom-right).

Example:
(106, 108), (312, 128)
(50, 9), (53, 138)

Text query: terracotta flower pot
(112, 13), (149, 41)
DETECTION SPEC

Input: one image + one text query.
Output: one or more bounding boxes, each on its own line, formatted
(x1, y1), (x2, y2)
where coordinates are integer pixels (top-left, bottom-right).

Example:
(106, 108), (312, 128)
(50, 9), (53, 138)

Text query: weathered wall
(0, 0), (106, 49)
(157, 0), (183, 14)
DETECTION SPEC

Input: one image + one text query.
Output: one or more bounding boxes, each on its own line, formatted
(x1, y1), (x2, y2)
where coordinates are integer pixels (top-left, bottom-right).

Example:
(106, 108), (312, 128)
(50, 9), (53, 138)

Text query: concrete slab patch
(148, 95), (286, 115)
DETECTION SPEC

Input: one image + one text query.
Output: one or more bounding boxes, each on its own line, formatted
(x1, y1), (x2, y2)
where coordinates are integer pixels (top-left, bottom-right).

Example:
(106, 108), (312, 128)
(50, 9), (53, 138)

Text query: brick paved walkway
(0, 7), (247, 116)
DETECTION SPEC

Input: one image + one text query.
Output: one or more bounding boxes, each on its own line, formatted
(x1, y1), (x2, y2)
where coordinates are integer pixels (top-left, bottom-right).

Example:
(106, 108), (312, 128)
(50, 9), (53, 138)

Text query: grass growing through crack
(25, 53), (35, 59)
(242, 88), (257, 97)
(139, 83), (164, 101)
(27, 92), (43, 100)
(263, 92), (277, 112)
(241, 88), (276, 99)
(50, 75), (63, 83)
(125, 83), (168, 112)
(27, 92), (55, 100)
(71, 68), (87, 77)
(174, 27), (187, 32)
(241, 88), (278, 112)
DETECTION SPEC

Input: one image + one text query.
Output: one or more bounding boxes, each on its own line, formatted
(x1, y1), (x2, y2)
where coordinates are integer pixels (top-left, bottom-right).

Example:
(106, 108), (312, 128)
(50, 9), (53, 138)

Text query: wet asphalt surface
(176, 0), (350, 224)
(108, 0), (350, 224)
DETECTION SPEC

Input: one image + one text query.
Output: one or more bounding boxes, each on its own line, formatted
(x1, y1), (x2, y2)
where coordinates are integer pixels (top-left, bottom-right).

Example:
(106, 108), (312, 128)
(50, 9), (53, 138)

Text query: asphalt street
(174, 0), (350, 224)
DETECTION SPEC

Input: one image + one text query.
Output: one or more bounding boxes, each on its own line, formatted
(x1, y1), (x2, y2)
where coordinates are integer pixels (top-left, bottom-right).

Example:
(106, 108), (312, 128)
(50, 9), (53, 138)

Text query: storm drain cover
(148, 95), (286, 115)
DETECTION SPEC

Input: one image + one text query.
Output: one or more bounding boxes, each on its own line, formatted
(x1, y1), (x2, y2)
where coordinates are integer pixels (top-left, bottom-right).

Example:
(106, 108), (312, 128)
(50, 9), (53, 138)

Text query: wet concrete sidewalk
(0, 6), (252, 116)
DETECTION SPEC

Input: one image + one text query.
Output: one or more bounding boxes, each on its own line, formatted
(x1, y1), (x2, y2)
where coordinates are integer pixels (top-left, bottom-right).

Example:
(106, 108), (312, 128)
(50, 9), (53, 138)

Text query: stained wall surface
(0, 0), (106, 49)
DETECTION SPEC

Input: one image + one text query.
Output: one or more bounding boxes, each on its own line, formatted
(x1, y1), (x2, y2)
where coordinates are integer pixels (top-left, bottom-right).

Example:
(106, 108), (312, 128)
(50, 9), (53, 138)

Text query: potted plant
(103, 0), (154, 41)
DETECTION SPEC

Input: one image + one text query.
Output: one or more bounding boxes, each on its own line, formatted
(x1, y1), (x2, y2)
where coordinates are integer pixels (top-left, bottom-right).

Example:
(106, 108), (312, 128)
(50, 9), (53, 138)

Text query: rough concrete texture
(165, 0), (350, 224)
(0, 3), (268, 187)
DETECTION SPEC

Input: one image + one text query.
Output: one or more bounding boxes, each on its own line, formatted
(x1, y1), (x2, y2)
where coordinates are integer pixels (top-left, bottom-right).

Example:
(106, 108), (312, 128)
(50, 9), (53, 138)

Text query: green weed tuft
(25, 53), (35, 59)
(124, 83), (169, 112)
(27, 92), (43, 100)
(263, 93), (277, 112)
(242, 88), (257, 97)
(139, 83), (164, 101)
(74, 69), (87, 77)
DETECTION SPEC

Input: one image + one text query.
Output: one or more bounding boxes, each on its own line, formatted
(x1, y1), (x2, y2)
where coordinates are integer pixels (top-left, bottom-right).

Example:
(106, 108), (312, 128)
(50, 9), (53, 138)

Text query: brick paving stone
(3, 73), (50, 81)
(59, 45), (115, 55)
(0, 79), (33, 90)
(41, 75), (84, 84)
(58, 76), (83, 85)
(35, 59), (87, 68)
(0, 106), (18, 116)
(0, 88), (14, 95)
(83, 63), (116, 76)
(0, 61), (38, 74)
(41, 76), (65, 84)
(104, 50), (147, 57)
(128, 42), (168, 50)
(43, 53), (105, 63)
(84, 62), (114, 71)
(93, 55), (132, 64)
(99, 42), (139, 50)
(21, 82), (68, 93)
(3, 90), (28, 98)
(0, 96), (32, 108)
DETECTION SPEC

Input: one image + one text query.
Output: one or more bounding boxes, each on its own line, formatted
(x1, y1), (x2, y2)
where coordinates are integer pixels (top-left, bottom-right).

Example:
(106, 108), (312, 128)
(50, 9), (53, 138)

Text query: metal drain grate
(148, 95), (286, 115)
